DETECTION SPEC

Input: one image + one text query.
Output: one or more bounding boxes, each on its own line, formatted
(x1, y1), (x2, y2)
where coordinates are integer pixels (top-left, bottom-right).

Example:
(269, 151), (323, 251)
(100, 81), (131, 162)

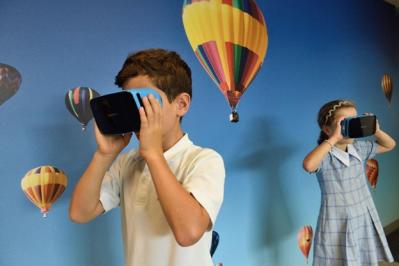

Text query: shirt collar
(130, 134), (192, 162)
(163, 133), (192, 160)
(330, 144), (362, 166)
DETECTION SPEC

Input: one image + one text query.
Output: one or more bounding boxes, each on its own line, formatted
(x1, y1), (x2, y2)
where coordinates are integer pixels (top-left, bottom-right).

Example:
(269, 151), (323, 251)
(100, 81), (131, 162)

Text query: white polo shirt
(100, 134), (225, 266)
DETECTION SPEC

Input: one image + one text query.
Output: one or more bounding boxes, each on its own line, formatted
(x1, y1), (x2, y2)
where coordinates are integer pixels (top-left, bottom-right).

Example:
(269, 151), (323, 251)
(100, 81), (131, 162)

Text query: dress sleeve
(353, 140), (377, 161)
(182, 149), (225, 229)
(314, 152), (330, 174)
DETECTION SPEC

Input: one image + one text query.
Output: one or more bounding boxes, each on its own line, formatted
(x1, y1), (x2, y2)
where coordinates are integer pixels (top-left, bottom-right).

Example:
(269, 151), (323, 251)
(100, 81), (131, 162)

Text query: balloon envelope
(65, 87), (100, 130)
(21, 166), (68, 217)
(366, 159), (379, 189)
(381, 74), (393, 106)
(0, 63), (22, 106)
(182, 0), (268, 121)
(297, 225), (313, 262)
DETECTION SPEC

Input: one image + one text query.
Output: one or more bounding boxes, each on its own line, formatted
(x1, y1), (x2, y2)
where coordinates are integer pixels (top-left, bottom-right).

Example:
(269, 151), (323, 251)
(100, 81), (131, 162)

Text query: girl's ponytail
(317, 130), (329, 144)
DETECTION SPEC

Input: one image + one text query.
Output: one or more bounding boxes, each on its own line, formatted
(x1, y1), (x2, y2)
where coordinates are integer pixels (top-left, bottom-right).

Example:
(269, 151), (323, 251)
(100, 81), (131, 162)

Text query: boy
(69, 49), (225, 266)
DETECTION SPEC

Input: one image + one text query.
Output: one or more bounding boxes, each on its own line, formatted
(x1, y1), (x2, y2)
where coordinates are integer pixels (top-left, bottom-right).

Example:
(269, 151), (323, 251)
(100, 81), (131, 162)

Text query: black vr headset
(340, 114), (377, 138)
(90, 88), (163, 135)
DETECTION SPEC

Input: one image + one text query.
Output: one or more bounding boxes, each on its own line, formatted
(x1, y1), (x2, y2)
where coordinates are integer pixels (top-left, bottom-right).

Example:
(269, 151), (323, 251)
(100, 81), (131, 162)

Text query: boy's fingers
(139, 107), (148, 128)
(142, 96), (154, 119)
(148, 94), (162, 121)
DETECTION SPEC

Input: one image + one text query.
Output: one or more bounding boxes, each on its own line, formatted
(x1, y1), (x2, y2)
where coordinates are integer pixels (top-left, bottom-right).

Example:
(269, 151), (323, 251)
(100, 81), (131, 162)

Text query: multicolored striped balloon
(0, 63), (22, 106)
(183, 0), (268, 122)
(297, 225), (313, 263)
(381, 74), (393, 107)
(21, 166), (68, 218)
(65, 87), (100, 130)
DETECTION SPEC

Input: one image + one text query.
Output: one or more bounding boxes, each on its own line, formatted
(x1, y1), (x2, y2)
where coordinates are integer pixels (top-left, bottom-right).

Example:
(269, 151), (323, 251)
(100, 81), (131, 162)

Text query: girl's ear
(322, 125), (331, 136)
(174, 92), (191, 118)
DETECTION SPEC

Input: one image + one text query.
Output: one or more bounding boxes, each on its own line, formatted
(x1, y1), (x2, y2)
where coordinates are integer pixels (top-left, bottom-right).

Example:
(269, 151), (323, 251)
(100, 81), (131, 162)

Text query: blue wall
(1, 0), (399, 265)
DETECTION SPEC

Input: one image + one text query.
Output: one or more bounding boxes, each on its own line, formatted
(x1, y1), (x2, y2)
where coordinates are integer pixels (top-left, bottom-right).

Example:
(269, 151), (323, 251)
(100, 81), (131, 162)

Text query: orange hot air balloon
(21, 166), (68, 218)
(366, 159), (379, 189)
(182, 0), (268, 122)
(298, 225), (313, 263)
(381, 74), (393, 106)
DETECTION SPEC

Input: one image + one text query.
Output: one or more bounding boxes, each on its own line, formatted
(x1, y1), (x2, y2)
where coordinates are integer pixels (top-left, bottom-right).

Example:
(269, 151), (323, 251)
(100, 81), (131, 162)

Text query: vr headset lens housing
(90, 88), (163, 135)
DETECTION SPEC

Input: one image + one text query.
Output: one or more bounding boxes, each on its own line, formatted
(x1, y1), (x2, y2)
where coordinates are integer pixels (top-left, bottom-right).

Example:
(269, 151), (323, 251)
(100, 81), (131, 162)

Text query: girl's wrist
(324, 139), (334, 149)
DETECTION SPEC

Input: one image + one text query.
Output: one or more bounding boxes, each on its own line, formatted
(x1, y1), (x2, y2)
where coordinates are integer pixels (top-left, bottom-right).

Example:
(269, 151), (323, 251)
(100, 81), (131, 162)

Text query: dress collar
(330, 144), (362, 166)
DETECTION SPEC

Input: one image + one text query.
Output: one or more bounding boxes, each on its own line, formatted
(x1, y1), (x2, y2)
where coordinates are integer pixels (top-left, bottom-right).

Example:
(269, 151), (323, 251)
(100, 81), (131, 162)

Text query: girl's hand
(94, 123), (132, 158)
(364, 112), (381, 134)
(330, 115), (345, 143)
(138, 94), (163, 160)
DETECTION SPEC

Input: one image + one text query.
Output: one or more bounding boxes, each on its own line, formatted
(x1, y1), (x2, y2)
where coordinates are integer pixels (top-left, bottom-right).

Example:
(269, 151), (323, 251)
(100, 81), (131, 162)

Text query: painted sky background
(1, 0), (399, 265)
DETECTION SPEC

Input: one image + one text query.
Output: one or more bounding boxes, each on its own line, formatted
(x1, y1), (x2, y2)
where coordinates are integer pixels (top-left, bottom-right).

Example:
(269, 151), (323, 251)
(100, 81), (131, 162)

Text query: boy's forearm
(69, 151), (115, 223)
(145, 153), (209, 247)
(375, 129), (396, 150)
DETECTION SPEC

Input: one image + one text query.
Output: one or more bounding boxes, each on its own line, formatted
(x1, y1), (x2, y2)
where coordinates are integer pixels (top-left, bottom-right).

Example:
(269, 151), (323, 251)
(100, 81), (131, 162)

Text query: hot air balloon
(210, 231), (220, 257)
(366, 159), (379, 189)
(298, 225), (313, 263)
(21, 166), (68, 218)
(182, 0), (268, 122)
(381, 74), (393, 107)
(65, 87), (100, 130)
(0, 63), (22, 106)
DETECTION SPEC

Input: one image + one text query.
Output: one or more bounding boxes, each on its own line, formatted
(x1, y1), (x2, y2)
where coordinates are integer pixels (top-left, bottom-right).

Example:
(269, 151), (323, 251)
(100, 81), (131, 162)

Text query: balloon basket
(81, 125), (87, 132)
(229, 111), (239, 123)
(41, 209), (48, 218)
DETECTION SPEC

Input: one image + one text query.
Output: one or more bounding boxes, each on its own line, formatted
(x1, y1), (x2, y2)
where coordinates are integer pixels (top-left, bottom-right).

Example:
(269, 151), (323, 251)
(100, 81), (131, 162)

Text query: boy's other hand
(138, 94), (163, 159)
(94, 123), (132, 158)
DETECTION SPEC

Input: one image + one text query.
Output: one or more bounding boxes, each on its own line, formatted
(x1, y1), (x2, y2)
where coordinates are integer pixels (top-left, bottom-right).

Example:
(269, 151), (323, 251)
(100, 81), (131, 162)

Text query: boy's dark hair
(115, 49), (192, 103)
(317, 99), (356, 144)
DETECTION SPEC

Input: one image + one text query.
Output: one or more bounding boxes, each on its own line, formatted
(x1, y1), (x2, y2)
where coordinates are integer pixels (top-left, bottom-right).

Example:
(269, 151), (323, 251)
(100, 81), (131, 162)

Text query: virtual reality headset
(90, 88), (163, 135)
(340, 114), (376, 138)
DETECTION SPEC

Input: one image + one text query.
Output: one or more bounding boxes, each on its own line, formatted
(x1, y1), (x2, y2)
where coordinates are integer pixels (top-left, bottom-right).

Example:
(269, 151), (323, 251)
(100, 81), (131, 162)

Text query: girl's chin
(338, 138), (354, 145)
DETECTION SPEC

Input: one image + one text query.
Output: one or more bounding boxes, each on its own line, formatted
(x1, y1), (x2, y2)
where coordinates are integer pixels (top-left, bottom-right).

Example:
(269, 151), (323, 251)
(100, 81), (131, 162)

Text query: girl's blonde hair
(317, 99), (356, 144)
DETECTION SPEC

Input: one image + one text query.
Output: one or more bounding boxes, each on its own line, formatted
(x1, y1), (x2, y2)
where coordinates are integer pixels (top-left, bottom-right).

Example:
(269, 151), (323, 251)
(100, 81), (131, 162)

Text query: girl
(303, 99), (396, 265)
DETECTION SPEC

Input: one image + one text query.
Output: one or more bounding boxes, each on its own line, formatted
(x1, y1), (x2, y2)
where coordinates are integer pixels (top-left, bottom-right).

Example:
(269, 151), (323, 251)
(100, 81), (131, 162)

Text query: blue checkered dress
(313, 140), (394, 266)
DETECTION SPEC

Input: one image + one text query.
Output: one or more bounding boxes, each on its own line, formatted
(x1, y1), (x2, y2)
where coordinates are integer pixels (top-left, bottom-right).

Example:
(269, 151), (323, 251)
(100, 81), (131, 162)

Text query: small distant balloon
(381, 74), (393, 106)
(65, 87), (100, 131)
(210, 231), (220, 257)
(21, 166), (68, 218)
(0, 63), (22, 106)
(366, 159), (379, 189)
(298, 225), (313, 263)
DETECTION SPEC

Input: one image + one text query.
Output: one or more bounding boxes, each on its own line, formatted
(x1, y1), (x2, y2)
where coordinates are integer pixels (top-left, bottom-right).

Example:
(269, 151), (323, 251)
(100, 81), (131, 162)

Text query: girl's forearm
(303, 137), (337, 172)
(375, 129), (396, 151)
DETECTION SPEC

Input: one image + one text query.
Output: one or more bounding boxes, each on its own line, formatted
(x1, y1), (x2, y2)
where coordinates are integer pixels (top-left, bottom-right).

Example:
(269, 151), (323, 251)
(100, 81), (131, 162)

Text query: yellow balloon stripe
(21, 173), (68, 190)
(183, 1), (268, 59)
(183, 0), (268, 93)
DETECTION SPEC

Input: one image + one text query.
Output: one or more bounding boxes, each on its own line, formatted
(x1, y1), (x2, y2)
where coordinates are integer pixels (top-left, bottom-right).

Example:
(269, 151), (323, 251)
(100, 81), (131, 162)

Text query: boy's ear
(174, 92), (191, 117)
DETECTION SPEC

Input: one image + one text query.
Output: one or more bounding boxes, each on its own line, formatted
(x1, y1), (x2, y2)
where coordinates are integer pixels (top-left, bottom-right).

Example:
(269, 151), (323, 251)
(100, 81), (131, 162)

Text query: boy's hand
(138, 94), (163, 159)
(94, 123), (132, 158)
